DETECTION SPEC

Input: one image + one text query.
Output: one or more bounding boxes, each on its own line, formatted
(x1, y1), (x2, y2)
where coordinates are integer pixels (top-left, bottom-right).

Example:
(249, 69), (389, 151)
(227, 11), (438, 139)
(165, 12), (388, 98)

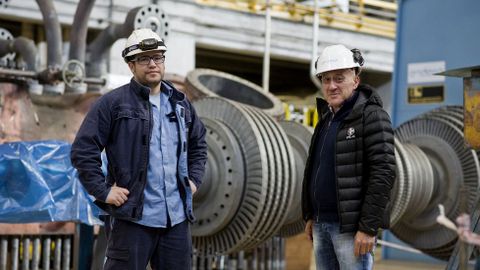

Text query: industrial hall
(0, 0), (479, 269)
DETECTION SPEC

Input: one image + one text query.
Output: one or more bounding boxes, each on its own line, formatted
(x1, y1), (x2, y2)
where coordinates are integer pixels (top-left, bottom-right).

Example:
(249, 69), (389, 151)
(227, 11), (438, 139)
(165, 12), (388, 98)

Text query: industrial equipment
(186, 68), (285, 119)
(184, 68), (480, 263)
(5, 66), (478, 268)
(1, 0), (480, 269)
(387, 0), (480, 265)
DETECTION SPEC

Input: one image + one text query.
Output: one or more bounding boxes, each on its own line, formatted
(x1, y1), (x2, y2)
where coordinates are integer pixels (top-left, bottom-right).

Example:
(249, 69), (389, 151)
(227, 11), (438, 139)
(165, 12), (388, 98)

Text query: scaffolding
(196, 0), (397, 38)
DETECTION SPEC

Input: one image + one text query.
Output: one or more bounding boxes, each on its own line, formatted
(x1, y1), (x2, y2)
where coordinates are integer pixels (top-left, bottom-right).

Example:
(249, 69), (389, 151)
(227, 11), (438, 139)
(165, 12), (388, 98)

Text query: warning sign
(464, 77), (480, 149)
(407, 85), (444, 104)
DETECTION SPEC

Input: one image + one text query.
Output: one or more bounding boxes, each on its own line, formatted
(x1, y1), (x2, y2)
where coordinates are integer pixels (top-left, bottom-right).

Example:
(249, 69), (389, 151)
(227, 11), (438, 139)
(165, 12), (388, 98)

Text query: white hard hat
(315, 44), (364, 76)
(122, 28), (167, 60)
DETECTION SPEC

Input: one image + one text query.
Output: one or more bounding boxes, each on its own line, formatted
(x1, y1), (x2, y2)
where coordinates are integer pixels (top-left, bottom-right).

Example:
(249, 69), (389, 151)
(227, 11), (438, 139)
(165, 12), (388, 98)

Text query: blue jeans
(313, 221), (373, 270)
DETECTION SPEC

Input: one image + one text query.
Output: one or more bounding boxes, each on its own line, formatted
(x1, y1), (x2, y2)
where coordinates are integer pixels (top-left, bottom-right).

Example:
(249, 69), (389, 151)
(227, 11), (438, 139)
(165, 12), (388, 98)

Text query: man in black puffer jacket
(302, 44), (395, 270)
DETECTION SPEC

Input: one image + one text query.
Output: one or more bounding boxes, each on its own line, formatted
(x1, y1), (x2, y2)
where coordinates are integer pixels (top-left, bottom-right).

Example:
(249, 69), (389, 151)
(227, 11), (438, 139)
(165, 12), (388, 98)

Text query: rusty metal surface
(0, 82), (99, 144)
(0, 222), (75, 235)
(0, 74), (182, 147)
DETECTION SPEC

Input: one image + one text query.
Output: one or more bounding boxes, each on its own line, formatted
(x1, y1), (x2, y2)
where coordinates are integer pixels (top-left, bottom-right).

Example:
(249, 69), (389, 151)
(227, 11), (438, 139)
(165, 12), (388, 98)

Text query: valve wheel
(0, 28), (14, 63)
(62, 59), (85, 88)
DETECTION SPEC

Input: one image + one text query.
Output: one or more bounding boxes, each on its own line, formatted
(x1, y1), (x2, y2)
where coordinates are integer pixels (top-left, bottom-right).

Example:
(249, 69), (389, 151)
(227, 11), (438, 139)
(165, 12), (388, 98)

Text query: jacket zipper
(172, 102), (183, 180)
(143, 101), (152, 191)
(313, 115), (332, 222)
(171, 102), (184, 180)
(172, 101), (191, 219)
(334, 122), (341, 230)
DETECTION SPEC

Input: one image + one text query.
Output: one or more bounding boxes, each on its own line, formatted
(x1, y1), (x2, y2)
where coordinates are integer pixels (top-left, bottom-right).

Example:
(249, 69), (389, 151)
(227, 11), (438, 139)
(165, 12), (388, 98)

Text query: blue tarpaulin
(0, 140), (101, 225)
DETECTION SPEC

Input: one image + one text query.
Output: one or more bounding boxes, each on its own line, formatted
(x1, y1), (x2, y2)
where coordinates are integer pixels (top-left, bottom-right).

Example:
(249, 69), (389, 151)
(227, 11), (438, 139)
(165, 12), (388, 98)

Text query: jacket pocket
(113, 108), (148, 121)
(111, 107), (148, 146)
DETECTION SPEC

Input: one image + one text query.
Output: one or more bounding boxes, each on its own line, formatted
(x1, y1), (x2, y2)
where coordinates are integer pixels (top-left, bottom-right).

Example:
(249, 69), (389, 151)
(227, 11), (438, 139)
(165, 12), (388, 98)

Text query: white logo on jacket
(346, 127), (356, 139)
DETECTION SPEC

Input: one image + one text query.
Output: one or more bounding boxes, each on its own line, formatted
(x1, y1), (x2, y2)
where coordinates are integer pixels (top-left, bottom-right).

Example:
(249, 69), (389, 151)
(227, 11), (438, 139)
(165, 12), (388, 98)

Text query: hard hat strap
(122, 38), (166, 57)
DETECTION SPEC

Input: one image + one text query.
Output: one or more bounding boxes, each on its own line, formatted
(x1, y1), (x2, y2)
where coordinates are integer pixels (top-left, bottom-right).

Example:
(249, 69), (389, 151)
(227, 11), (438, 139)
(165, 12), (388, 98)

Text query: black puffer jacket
(301, 84), (395, 235)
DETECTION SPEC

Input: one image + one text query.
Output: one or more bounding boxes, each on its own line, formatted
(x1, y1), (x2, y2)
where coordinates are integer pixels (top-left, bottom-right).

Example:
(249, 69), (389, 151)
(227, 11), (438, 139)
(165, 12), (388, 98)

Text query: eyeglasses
(319, 69), (356, 85)
(320, 75), (346, 85)
(133, 55), (165, 65)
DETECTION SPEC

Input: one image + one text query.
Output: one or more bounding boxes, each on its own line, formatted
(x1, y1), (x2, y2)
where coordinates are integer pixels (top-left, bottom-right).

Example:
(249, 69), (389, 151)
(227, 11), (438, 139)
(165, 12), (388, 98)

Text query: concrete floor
(306, 244), (450, 270)
(374, 259), (446, 270)
(304, 251), (449, 270)
(286, 234), (458, 270)
(373, 248), (447, 270)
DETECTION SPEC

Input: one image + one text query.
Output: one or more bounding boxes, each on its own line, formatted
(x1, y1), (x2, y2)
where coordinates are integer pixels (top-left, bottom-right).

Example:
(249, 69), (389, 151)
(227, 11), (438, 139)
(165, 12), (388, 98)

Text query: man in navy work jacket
(302, 44), (395, 270)
(71, 28), (207, 270)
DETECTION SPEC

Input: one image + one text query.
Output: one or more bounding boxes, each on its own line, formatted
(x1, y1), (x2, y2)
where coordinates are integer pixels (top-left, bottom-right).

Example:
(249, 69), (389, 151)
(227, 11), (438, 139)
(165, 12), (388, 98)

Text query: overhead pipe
(310, 0), (323, 90)
(36, 0), (64, 94)
(0, 37), (38, 71)
(0, 67), (105, 86)
(36, 0), (62, 70)
(262, 0), (271, 92)
(0, 37), (42, 94)
(86, 7), (142, 92)
(69, 0), (95, 63)
(67, 0), (96, 93)
(86, 24), (132, 77)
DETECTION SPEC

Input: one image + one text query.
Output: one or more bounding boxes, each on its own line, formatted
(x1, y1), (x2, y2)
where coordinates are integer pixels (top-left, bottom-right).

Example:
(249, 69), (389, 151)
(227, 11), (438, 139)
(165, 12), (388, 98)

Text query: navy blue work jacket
(71, 79), (207, 222)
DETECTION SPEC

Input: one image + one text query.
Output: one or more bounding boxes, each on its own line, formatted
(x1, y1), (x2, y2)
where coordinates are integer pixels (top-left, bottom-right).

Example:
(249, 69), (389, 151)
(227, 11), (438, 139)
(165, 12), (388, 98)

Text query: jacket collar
(161, 80), (186, 104)
(130, 78), (150, 100)
(332, 91), (358, 120)
(346, 84), (383, 120)
(129, 78), (186, 103)
(316, 84), (383, 120)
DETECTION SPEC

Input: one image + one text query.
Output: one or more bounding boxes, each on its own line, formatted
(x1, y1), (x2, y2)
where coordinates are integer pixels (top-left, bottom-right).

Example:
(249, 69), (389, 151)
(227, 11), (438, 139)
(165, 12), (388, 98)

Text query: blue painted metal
(391, 0), (480, 127)
(386, 0), (480, 262)
(382, 231), (447, 264)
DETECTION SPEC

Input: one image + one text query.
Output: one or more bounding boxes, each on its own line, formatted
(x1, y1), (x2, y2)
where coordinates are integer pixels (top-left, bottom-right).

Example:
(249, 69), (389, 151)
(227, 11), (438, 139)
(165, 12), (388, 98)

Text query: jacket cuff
(358, 222), (378, 236)
(94, 186), (111, 202)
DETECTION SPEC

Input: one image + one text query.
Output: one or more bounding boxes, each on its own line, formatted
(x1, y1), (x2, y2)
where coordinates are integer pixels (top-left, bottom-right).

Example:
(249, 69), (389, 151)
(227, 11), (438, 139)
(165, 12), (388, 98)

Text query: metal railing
(196, 0), (397, 38)
(0, 235), (72, 270)
(193, 237), (285, 270)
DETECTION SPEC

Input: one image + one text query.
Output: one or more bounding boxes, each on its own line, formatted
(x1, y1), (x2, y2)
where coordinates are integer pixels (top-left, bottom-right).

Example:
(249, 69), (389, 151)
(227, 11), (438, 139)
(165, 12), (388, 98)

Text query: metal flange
(0, 0), (9, 9)
(276, 120), (313, 237)
(186, 69), (285, 119)
(132, 5), (170, 41)
(389, 141), (409, 226)
(0, 28), (14, 65)
(193, 97), (294, 254)
(240, 105), (294, 250)
(399, 143), (434, 221)
(192, 118), (245, 237)
(193, 97), (270, 254)
(392, 110), (480, 257)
